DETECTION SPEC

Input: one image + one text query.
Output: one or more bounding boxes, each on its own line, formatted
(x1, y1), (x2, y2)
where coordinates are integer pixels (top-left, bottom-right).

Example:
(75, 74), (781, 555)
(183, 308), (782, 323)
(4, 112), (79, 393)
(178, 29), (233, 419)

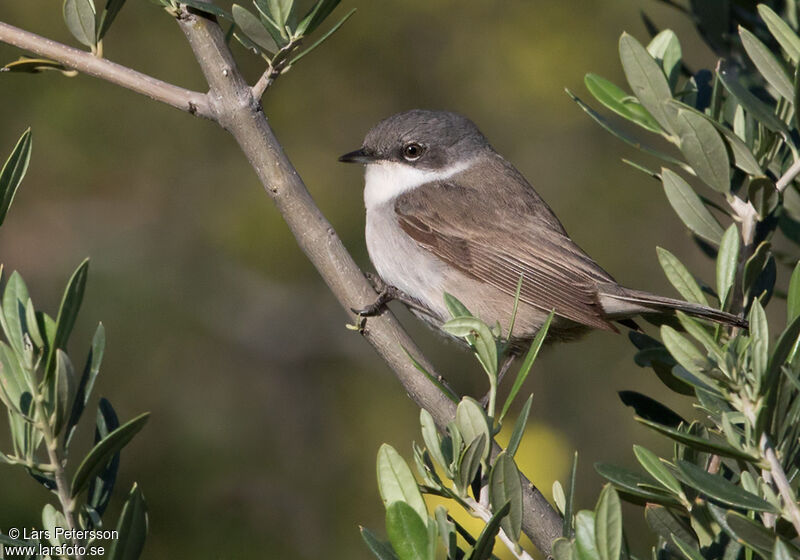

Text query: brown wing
(394, 175), (618, 332)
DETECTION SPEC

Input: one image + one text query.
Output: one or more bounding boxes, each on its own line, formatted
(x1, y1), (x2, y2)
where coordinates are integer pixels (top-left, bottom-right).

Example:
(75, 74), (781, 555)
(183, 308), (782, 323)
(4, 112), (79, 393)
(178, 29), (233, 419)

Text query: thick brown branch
(0, 20), (213, 120)
(176, 8), (562, 555)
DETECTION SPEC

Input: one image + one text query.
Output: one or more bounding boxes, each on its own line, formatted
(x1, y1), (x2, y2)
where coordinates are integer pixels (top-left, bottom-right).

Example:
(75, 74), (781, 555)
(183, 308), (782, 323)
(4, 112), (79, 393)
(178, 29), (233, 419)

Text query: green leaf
(619, 32), (675, 135)
(456, 398), (490, 462)
(661, 168), (724, 245)
(633, 445), (683, 497)
(360, 526), (400, 560)
(377, 444), (427, 527)
(97, 0), (127, 40)
(749, 300), (768, 383)
(42, 504), (66, 547)
(45, 259), (89, 380)
(179, 0), (233, 21)
(647, 29), (681, 89)
(87, 398), (120, 516)
(645, 505), (698, 550)
(289, 8), (356, 65)
(63, 0), (97, 48)
(434, 507), (457, 560)
(575, 510), (600, 560)
(385, 501), (430, 560)
(457, 434), (485, 492)
(739, 26), (794, 102)
(489, 452), (522, 542)
(594, 485), (622, 560)
(716, 224), (739, 308)
(672, 535), (705, 560)
(660, 325), (709, 377)
(500, 312), (551, 423)
(676, 461), (776, 512)
(443, 317), (498, 378)
(107, 483), (148, 560)
(71, 412), (150, 497)
(718, 61), (792, 139)
(553, 538), (576, 560)
(724, 510), (778, 556)
(758, 4), (800, 64)
(296, 0), (340, 36)
(505, 394), (532, 458)
(671, 106), (729, 193)
(773, 540), (793, 560)
(634, 417), (758, 462)
(0, 341), (33, 416)
(50, 350), (75, 436)
(656, 247), (709, 306)
(567, 90), (691, 172)
(468, 501), (509, 560)
(788, 262), (800, 324)
(1, 270), (31, 359)
(595, 462), (680, 506)
(0, 128), (32, 227)
(584, 73), (661, 133)
(419, 409), (448, 475)
(65, 323), (105, 448)
(2, 57), (75, 75)
(266, 0), (293, 28)
(232, 4), (277, 54)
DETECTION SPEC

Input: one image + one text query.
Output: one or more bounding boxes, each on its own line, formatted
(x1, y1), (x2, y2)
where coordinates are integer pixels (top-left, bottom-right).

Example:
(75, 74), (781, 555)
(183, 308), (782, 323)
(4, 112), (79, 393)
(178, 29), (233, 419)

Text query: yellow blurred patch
(424, 421), (570, 559)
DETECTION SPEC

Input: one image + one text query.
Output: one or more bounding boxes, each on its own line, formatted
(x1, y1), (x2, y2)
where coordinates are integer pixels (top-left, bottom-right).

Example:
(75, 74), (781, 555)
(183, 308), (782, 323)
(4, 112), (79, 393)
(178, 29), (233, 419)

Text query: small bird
(339, 110), (746, 349)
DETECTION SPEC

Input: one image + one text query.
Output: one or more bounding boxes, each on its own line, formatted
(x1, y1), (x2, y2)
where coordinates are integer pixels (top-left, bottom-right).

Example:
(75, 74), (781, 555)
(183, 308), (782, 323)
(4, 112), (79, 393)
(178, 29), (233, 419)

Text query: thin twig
(0, 20), (214, 120)
(761, 434), (800, 536)
(465, 496), (535, 560)
(776, 159), (800, 193)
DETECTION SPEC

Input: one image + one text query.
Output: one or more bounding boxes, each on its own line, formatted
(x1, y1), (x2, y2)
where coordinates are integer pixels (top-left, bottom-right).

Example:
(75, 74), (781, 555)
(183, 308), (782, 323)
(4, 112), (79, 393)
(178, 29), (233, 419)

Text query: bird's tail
(598, 284), (749, 329)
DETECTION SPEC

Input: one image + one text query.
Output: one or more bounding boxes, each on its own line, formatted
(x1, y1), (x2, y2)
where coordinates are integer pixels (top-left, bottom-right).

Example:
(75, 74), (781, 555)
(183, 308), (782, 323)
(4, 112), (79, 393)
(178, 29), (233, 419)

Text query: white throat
(363, 160), (473, 209)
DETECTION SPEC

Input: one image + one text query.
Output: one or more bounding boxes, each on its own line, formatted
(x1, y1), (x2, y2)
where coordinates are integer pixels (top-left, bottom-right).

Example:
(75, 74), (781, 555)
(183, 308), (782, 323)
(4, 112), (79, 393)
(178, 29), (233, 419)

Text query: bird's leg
(480, 353), (517, 408)
(352, 274), (430, 317)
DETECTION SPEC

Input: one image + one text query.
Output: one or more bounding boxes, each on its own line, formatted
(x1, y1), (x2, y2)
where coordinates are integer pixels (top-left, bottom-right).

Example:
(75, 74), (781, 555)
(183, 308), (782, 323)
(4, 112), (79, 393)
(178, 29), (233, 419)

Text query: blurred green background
(0, 1), (735, 558)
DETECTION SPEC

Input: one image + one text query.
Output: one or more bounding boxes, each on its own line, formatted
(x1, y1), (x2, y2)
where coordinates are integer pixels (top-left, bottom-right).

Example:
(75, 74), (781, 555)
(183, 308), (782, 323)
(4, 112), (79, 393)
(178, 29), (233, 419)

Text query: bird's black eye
(402, 142), (425, 161)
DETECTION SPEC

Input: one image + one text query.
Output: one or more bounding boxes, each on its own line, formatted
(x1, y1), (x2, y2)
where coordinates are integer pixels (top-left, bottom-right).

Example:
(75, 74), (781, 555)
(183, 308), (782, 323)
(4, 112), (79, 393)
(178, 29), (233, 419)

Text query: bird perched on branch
(340, 110), (747, 349)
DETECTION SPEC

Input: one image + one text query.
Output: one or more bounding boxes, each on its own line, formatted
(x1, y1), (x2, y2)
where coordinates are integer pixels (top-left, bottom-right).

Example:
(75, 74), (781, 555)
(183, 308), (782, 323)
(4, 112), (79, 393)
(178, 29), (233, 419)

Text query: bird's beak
(338, 148), (376, 164)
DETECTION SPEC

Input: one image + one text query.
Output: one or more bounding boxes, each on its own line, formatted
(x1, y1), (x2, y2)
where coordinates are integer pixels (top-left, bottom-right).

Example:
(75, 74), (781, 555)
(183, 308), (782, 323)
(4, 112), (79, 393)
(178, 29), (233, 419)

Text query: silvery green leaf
(63, 0), (97, 48)
(661, 325), (711, 377)
(671, 106), (730, 193)
(266, 0), (293, 28)
(296, 0), (340, 36)
(584, 73), (661, 133)
(594, 485), (622, 560)
(575, 510), (600, 560)
(749, 301), (768, 383)
(2, 270), (31, 359)
(455, 398), (490, 462)
(71, 412), (150, 498)
(739, 26), (794, 102)
(567, 90), (691, 172)
(97, 0), (128, 40)
(505, 393), (532, 458)
(595, 462), (681, 505)
(51, 350), (75, 436)
(677, 460), (777, 512)
(661, 168), (724, 245)
(619, 32), (676, 136)
(552, 481), (566, 515)
(87, 398), (120, 516)
(716, 224), (739, 308)
(748, 177), (779, 219)
(636, 417), (758, 462)
(500, 312), (551, 423)
(107, 483), (148, 560)
(646, 29), (681, 90)
(489, 452), (522, 542)
(656, 247), (709, 306)
(672, 535), (705, 560)
(0, 128), (32, 228)
(676, 313), (724, 363)
(376, 444), (427, 527)
(42, 504), (67, 547)
(65, 323), (105, 448)
(434, 506), (456, 560)
(232, 4), (277, 54)
(360, 526), (399, 560)
(419, 409), (448, 475)
(787, 262), (800, 324)
(442, 317), (498, 377)
(45, 259), (89, 382)
(773, 540), (793, 560)
(633, 445), (683, 497)
(718, 62), (792, 140)
(743, 241), (771, 299)
(456, 434), (485, 493)
(758, 4), (800, 64)
(552, 538), (576, 560)
(644, 504), (697, 549)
